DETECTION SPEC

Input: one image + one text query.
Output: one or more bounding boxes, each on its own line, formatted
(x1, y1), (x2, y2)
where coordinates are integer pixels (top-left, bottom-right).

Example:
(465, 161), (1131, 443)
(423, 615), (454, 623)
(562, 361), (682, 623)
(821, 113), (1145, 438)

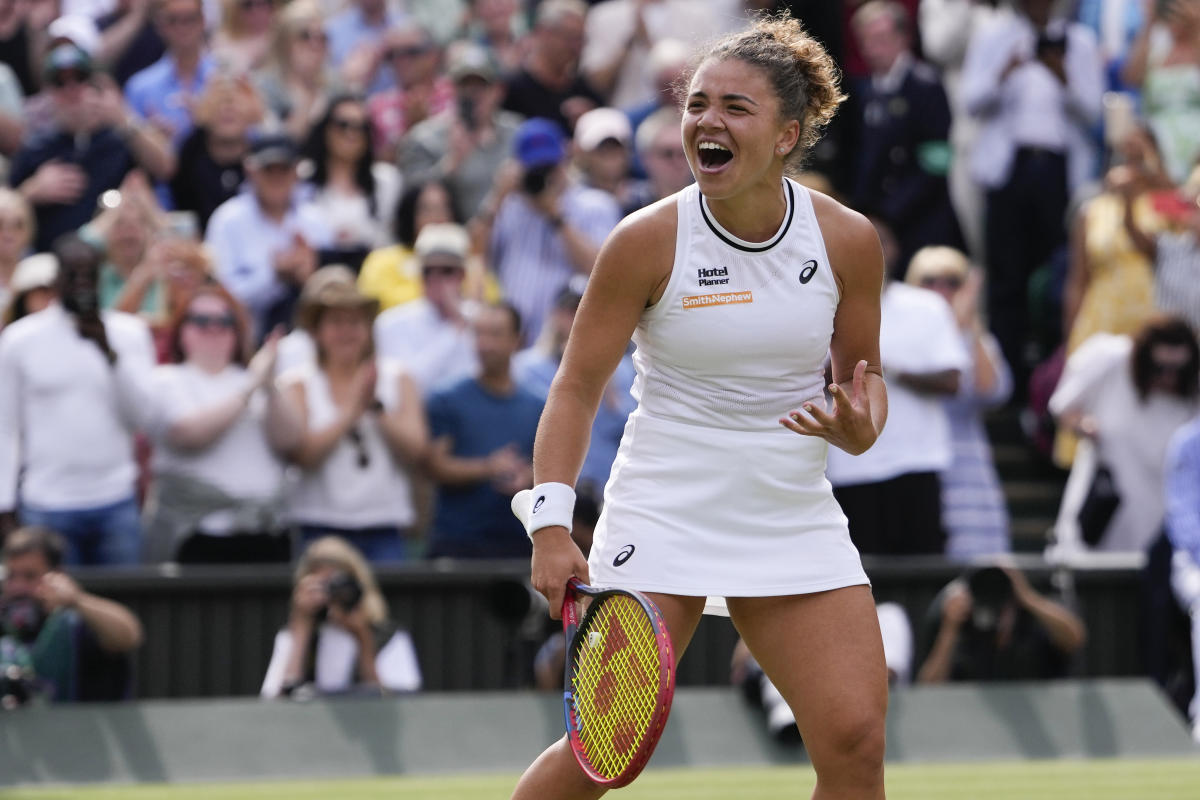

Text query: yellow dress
(1054, 192), (1164, 466)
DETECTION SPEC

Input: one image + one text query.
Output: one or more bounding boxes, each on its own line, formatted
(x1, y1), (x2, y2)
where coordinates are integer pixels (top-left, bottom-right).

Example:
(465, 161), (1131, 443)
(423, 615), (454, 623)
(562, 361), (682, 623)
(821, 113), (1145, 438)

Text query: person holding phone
(512, 14), (888, 799)
(0, 234), (157, 564)
(398, 40), (522, 219)
(10, 43), (175, 252)
(483, 117), (621, 346)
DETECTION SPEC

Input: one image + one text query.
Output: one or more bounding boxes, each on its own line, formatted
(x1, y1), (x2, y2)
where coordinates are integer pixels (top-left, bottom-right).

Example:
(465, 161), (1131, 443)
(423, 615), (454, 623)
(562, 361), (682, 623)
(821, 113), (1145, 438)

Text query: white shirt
(960, 14), (1104, 190)
(260, 623), (422, 698)
(826, 283), (969, 486)
(301, 163), (402, 250)
(148, 363), (287, 530)
(372, 298), (478, 396)
(0, 304), (156, 511)
(1050, 333), (1199, 553)
(281, 359), (417, 529)
(205, 192), (333, 330)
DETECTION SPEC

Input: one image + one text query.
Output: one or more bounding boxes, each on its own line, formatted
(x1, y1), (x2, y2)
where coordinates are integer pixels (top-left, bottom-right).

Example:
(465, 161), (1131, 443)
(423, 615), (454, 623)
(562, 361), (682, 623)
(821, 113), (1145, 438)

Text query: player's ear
(775, 119), (800, 158)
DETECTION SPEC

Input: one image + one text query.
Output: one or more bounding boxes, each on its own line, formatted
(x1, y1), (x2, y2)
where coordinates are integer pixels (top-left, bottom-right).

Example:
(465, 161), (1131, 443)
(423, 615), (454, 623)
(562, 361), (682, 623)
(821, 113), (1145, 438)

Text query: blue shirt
(326, 7), (405, 96)
(1165, 416), (1200, 563)
(124, 52), (216, 148)
(427, 378), (543, 558)
(514, 348), (635, 496)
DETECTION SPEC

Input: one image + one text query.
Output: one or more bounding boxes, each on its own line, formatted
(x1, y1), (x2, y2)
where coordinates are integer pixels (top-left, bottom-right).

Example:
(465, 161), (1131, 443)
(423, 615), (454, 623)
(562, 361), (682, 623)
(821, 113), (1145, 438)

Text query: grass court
(3, 759), (1200, 800)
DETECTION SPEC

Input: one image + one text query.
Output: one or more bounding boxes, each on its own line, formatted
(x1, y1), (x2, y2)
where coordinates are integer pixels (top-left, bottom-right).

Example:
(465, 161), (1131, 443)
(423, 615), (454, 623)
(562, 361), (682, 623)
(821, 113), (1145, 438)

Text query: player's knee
(816, 708), (886, 774)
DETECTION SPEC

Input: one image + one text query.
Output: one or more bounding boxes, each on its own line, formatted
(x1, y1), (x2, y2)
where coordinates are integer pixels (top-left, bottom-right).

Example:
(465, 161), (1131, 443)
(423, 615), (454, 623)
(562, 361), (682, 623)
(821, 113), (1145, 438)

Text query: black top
(501, 66), (604, 135)
(170, 127), (246, 233)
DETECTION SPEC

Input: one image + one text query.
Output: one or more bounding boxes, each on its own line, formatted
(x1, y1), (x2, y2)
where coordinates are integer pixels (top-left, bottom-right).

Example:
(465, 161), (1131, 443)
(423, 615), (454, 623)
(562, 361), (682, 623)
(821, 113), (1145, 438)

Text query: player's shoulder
(806, 188), (883, 286)
(600, 192), (679, 263)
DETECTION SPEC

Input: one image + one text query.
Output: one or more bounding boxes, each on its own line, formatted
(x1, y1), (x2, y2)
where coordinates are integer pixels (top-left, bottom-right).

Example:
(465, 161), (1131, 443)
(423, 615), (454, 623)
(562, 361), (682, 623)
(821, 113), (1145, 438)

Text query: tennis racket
(560, 577), (675, 788)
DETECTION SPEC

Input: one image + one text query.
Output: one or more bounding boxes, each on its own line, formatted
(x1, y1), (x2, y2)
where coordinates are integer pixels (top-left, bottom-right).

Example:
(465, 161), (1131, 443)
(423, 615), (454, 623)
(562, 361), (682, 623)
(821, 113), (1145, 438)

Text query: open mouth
(697, 141), (733, 171)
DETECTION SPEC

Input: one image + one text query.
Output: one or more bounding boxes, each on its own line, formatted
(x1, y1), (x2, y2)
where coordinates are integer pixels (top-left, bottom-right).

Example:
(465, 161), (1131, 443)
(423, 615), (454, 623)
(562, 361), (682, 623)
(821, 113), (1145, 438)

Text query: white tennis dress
(587, 178), (869, 603)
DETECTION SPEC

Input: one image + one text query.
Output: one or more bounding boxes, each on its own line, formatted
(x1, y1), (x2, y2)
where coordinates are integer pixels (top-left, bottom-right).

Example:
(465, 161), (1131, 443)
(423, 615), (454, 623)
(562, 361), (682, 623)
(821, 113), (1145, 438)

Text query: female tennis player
(514, 13), (889, 799)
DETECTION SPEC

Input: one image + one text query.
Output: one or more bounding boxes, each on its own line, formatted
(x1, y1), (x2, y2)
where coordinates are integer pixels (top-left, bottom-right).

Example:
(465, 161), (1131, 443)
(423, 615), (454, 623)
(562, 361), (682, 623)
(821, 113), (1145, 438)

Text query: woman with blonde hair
(280, 268), (428, 561)
(255, 0), (335, 142)
(906, 245), (1012, 560)
(0, 187), (35, 313)
(260, 535), (422, 698)
(211, 0), (276, 74)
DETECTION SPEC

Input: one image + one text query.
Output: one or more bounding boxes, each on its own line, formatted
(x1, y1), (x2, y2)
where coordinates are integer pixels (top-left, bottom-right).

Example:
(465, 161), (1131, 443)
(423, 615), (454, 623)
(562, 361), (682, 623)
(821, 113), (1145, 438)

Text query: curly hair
(678, 12), (846, 171)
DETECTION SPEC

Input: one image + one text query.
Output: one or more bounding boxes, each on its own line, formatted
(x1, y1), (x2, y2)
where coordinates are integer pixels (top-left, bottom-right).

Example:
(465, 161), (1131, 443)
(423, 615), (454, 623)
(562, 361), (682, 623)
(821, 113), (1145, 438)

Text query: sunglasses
(185, 312), (236, 330)
(1150, 360), (1188, 375)
(331, 117), (368, 133)
(652, 147), (686, 160)
(422, 264), (465, 278)
(296, 28), (327, 44)
(387, 44), (431, 60)
(919, 275), (964, 291)
(239, 0), (272, 11)
(347, 426), (370, 469)
(49, 69), (93, 88)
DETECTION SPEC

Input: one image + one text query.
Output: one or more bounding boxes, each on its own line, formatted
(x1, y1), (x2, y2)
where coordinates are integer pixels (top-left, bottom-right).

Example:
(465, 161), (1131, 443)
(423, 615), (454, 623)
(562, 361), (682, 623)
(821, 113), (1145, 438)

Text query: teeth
(698, 142), (730, 152)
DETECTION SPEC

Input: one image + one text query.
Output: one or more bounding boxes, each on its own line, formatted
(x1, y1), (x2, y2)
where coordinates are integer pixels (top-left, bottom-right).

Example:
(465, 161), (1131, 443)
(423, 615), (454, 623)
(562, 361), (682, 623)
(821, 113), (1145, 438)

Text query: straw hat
(294, 265), (379, 332)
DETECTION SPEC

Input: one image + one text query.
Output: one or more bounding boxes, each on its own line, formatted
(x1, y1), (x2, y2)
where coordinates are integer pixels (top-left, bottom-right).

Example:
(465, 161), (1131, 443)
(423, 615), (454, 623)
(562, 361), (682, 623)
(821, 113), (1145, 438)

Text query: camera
(521, 165), (555, 196)
(0, 596), (46, 644)
(966, 566), (1015, 632)
(0, 664), (38, 710)
(324, 570), (363, 613)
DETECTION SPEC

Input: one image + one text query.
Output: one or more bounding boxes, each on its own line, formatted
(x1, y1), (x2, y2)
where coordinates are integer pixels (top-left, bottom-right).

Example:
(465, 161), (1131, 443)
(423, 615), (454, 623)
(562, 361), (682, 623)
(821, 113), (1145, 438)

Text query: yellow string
(570, 595), (666, 779)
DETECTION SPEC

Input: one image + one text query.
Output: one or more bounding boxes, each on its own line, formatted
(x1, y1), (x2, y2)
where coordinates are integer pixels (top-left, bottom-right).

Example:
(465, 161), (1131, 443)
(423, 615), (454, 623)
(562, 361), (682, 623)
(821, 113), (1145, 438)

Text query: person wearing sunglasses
(1051, 314), (1200, 553)
(281, 269), (428, 562)
(141, 283), (301, 563)
(363, 21), (452, 160)
(10, 43), (175, 252)
(905, 246), (1013, 561)
(254, 0), (333, 144)
(301, 92), (401, 270)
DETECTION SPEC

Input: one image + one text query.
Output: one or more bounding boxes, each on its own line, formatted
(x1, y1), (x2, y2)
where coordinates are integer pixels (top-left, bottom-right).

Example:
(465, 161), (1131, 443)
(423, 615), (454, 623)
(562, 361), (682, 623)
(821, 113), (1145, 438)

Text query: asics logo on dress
(533, 496), (546, 514)
(799, 259), (818, 284)
(698, 266), (730, 286)
(613, 544), (636, 567)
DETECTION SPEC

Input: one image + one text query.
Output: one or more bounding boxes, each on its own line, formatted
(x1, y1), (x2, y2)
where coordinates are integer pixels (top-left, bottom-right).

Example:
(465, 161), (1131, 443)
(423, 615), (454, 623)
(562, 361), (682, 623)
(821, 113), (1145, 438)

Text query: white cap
(574, 107), (632, 152)
(414, 223), (469, 261)
(11, 253), (59, 295)
(48, 15), (100, 57)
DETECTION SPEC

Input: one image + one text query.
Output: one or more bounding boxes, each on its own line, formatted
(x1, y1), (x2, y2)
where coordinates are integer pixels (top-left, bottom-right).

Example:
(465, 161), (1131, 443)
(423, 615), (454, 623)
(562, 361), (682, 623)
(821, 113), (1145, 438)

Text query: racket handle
(562, 578), (584, 629)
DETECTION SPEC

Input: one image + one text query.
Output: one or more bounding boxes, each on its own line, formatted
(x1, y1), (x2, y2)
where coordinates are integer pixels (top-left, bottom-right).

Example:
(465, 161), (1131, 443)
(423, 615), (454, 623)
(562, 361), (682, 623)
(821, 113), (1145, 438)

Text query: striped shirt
(1155, 231), (1200, 333)
(1166, 415), (1200, 563)
(488, 183), (620, 344)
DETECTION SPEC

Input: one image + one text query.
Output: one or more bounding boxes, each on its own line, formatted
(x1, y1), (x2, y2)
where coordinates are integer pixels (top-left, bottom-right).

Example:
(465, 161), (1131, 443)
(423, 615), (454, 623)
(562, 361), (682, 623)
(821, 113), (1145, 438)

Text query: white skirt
(588, 411), (869, 608)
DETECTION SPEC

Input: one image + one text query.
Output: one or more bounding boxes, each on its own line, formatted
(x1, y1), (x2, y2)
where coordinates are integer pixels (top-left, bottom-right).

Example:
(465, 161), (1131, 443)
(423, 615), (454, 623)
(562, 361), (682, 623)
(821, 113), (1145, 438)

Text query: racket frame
(560, 577), (675, 788)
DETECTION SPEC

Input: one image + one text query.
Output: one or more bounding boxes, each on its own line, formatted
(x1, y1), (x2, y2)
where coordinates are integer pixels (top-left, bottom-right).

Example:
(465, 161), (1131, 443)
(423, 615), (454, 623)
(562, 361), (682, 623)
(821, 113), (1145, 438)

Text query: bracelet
(511, 483), (575, 540)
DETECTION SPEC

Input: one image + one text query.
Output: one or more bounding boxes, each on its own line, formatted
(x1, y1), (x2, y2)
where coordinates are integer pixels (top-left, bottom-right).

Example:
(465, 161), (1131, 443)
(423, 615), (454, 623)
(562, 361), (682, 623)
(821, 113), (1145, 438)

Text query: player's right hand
(530, 528), (589, 621)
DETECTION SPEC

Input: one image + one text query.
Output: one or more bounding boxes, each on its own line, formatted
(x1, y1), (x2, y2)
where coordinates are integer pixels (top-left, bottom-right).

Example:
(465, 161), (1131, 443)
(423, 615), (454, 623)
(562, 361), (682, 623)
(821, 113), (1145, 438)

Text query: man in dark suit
(851, 1), (963, 278)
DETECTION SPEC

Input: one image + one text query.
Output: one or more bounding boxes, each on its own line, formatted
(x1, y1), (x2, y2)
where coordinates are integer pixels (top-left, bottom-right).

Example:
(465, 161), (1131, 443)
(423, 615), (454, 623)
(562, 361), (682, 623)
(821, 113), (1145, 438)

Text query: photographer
(0, 527), (143, 705)
(260, 536), (421, 699)
(916, 564), (1087, 683)
(481, 117), (620, 345)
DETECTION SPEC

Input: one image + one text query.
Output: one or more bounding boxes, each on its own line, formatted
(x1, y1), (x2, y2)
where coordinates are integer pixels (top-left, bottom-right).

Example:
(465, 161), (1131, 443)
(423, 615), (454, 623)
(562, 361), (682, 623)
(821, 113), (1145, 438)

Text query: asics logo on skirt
(613, 544), (636, 567)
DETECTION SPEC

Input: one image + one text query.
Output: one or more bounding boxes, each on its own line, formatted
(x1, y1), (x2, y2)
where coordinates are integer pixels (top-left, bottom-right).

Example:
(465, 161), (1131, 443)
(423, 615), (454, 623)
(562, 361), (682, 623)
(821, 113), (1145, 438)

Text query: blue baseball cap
(514, 118), (566, 169)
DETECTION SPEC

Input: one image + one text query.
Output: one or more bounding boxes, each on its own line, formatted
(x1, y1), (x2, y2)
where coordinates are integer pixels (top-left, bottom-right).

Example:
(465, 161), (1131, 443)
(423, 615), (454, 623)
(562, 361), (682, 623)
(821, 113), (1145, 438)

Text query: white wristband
(511, 483), (575, 540)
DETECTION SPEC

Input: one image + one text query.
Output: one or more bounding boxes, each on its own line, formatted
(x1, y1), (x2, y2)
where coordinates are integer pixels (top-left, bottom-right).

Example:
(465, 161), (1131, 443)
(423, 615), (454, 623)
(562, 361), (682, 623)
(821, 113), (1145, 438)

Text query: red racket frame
(561, 577), (676, 788)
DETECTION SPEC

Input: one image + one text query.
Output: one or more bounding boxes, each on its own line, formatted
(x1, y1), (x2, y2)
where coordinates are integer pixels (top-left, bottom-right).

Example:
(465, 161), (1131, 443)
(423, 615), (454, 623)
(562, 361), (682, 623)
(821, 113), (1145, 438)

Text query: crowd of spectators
(0, 0), (1198, 733)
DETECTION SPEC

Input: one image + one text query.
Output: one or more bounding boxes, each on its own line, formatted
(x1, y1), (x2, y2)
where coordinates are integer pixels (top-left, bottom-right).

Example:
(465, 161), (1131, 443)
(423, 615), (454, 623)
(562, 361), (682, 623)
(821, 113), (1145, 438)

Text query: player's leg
(509, 592), (707, 800)
(727, 586), (888, 800)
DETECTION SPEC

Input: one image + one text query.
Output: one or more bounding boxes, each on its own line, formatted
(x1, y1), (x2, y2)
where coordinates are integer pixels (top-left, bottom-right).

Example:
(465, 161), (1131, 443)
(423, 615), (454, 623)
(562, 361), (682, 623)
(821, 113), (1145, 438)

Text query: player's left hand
(780, 359), (878, 455)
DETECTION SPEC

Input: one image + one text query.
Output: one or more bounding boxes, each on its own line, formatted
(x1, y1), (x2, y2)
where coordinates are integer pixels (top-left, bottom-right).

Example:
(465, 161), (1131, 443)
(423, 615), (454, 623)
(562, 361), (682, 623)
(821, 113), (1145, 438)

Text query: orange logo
(681, 290), (754, 310)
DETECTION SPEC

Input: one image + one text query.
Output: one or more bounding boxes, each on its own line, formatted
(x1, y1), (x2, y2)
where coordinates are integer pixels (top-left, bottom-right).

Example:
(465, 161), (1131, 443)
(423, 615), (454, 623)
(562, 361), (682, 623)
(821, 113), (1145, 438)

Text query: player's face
(682, 58), (796, 200)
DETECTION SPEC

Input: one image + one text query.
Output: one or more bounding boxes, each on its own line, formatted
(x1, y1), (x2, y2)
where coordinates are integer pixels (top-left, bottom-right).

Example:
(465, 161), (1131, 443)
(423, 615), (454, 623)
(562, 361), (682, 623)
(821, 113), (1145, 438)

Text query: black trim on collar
(699, 180), (795, 253)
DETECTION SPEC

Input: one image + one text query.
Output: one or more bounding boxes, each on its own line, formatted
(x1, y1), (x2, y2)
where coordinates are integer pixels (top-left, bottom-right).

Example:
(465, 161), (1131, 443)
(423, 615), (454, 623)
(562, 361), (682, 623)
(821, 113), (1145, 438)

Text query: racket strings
(570, 595), (665, 778)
